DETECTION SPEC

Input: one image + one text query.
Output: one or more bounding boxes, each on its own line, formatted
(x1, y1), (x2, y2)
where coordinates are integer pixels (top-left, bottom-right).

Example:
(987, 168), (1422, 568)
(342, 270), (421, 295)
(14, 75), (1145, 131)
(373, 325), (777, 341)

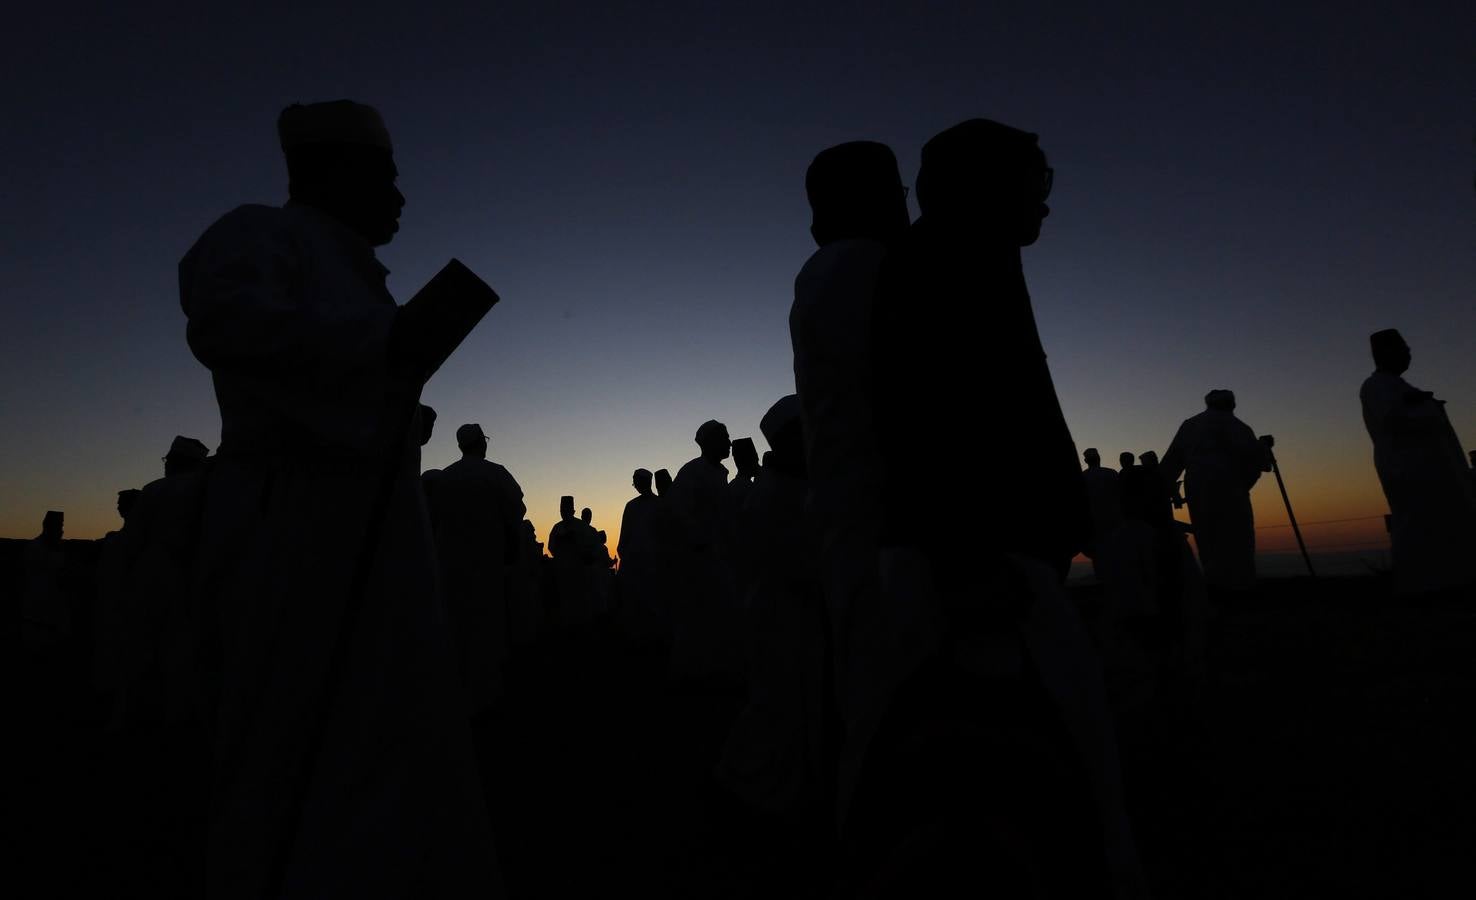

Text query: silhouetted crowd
(12, 100), (1476, 900)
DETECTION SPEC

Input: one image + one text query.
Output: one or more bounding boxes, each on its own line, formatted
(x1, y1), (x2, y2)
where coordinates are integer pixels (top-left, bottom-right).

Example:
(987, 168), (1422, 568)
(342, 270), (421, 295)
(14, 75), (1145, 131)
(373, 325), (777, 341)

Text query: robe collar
(283, 200), (391, 281)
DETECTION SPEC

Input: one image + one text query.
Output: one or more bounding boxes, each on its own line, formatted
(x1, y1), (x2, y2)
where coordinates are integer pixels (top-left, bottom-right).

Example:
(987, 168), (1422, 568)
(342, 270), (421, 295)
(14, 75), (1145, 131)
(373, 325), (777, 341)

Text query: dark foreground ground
(15, 573), (1476, 898)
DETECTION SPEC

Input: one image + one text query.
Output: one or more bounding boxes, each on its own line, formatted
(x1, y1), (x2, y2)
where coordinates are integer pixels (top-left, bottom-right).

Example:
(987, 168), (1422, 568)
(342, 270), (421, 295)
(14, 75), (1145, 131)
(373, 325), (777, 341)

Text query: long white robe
(427, 457), (525, 715)
(790, 238), (891, 823)
(1361, 371), (1476, 593)
(180, 202), (499, 898)
(1162, 408), (1268, 591)
(667, 455), (740, 680)
(716, 465), (825, 824)
(616, 492), (664, 641)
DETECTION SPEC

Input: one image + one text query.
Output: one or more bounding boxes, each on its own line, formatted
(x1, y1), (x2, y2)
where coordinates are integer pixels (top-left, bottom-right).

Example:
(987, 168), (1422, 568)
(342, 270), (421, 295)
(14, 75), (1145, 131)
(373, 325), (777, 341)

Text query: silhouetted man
(729, 437), (761, 512)
(1081, 447), (1123, 565)
(1360, 329), (1476, 593)
(427, 423), (526, 716)
(718, 394), (829, 837)
(178, 100), (497, 897)
(618, 469), (665, 642)
(1119, 451), (1135, 473)
(789, 141), (911, 803)
(1162, 390), (1270, 592)
(548, 496), (585, 561)
(120, 435), (211, 724)
(857, 119), (1139, 897)
(95, 489), (143, 716)
(669, 419), (742, 682)
(22, 511), (68, 649)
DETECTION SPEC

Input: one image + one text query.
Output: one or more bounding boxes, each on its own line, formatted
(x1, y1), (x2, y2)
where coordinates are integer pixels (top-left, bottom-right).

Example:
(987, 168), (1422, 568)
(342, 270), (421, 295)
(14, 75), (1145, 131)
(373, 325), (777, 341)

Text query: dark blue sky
(3, 1), (1473, 546)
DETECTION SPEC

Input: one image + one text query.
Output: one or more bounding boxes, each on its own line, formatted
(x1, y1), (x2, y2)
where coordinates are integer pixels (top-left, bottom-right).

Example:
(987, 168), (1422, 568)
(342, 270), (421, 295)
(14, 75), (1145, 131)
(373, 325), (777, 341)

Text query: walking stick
(1260, 435), (1316, 578)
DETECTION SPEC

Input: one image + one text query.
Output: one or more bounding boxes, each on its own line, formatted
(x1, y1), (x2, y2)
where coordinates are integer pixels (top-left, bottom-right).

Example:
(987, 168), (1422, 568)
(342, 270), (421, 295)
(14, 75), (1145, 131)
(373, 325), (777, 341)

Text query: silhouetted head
(1140, 451), (1159, 469)
(41, 510), (63, 543)
(633, 468), (653, 495)
(1119, 451), (1135, 469)
(418, 405), (437, 447)
(581, 507), (593, 525)
(760, 394), (807, 476)
(279, 101), (404, 247)
(1083, 448), (1101, 468)
(1370, 329), (1411, 375)
(732, 438), (760, 476)
(1204, 389), (1236, 412)
(695, 420), (731, 464)
(654, 469), (673, 496)
(163, 435), (209, 477)
(916, 118), (1052, 245)
(117, 489), (141, 522)
(806, 141), (910, 247)
(560, 496), (575, 520)
(456, 423), (488, 459)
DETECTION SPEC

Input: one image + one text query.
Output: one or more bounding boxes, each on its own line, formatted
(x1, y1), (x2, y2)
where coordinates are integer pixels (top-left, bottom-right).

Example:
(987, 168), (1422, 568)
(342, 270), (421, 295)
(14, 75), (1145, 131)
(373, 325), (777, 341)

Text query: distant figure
(21, 511), (68, 648)
(788, 140), (911, 794)
(728, 436), (761, 512)
(718, 394), (829, 833)
(1080, 448), (1123, 565)
(1162, 390), (1271, 592)
(419, 404), (442, 498)
(95, 489), (143, 713)
(618, 469), (665, 643)
(1360, 329), (1476, 594)
(548, 496), (586, 561)
(1119, 451), (1135, 473)
(654, 468), (673, 497)
(548, 496), (604, 626)
(124, 435), (211, 723)
(426, 423), (527, 715)
(668, 419), (741, 682)
(178, 100), (497, 896)
(859, 119), (1139, 897)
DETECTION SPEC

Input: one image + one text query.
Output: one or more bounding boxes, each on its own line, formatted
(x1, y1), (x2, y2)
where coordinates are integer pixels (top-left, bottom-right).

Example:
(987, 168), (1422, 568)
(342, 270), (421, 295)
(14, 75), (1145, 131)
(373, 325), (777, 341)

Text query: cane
(1260, 435), (1316, 578)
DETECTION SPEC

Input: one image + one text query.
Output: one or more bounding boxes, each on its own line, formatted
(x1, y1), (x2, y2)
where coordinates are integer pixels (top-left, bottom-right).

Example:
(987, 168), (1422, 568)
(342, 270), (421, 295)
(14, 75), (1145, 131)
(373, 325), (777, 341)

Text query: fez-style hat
(278, 100), (393, 152)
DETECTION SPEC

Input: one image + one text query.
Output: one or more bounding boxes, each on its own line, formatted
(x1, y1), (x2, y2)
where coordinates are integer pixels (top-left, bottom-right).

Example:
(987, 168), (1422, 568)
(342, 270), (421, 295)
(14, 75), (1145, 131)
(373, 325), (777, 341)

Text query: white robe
(427, 457), (525, 715)
(1361, 371), (1476, 593)
(1162, 408), (1268, 591)
(790, 238), (891, 822)
(616, 493), (665, 641)
(716, 465), (825, 824)
(180, 202), (499, 898)
(667, 455), (741, 680)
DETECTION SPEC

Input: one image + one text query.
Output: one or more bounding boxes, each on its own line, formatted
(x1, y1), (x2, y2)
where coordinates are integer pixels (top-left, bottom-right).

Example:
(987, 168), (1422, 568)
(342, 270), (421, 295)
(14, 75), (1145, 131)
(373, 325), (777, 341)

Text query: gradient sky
(3, 2), (1473, 561)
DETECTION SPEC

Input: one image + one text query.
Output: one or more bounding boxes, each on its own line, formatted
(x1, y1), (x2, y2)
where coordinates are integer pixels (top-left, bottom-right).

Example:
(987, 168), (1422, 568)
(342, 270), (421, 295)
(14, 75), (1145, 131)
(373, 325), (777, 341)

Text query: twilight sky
(3, 1), (1473, 561)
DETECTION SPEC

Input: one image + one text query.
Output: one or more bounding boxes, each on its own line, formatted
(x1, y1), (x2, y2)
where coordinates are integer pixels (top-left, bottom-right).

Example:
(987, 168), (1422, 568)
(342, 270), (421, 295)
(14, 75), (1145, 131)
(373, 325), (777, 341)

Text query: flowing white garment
(427, 457), (525, 715)
(180, 203), (499, 899)
(790, 238), (891, 822)
(667, 456), (740, 680)
(1361, 371), (1476, 593)
(1163, 409), (1267, 590)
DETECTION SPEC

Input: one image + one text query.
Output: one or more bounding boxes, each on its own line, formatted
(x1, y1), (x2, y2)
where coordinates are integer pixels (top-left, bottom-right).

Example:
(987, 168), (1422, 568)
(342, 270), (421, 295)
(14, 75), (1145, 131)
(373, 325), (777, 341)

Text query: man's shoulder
(793, 241), (888, 311)
(184, 204), (298, 263)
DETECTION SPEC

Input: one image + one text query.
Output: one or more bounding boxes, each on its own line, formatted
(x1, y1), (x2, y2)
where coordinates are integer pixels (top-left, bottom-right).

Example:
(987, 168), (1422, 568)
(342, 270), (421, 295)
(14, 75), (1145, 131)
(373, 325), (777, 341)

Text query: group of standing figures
(15, 98), (1476, 900)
